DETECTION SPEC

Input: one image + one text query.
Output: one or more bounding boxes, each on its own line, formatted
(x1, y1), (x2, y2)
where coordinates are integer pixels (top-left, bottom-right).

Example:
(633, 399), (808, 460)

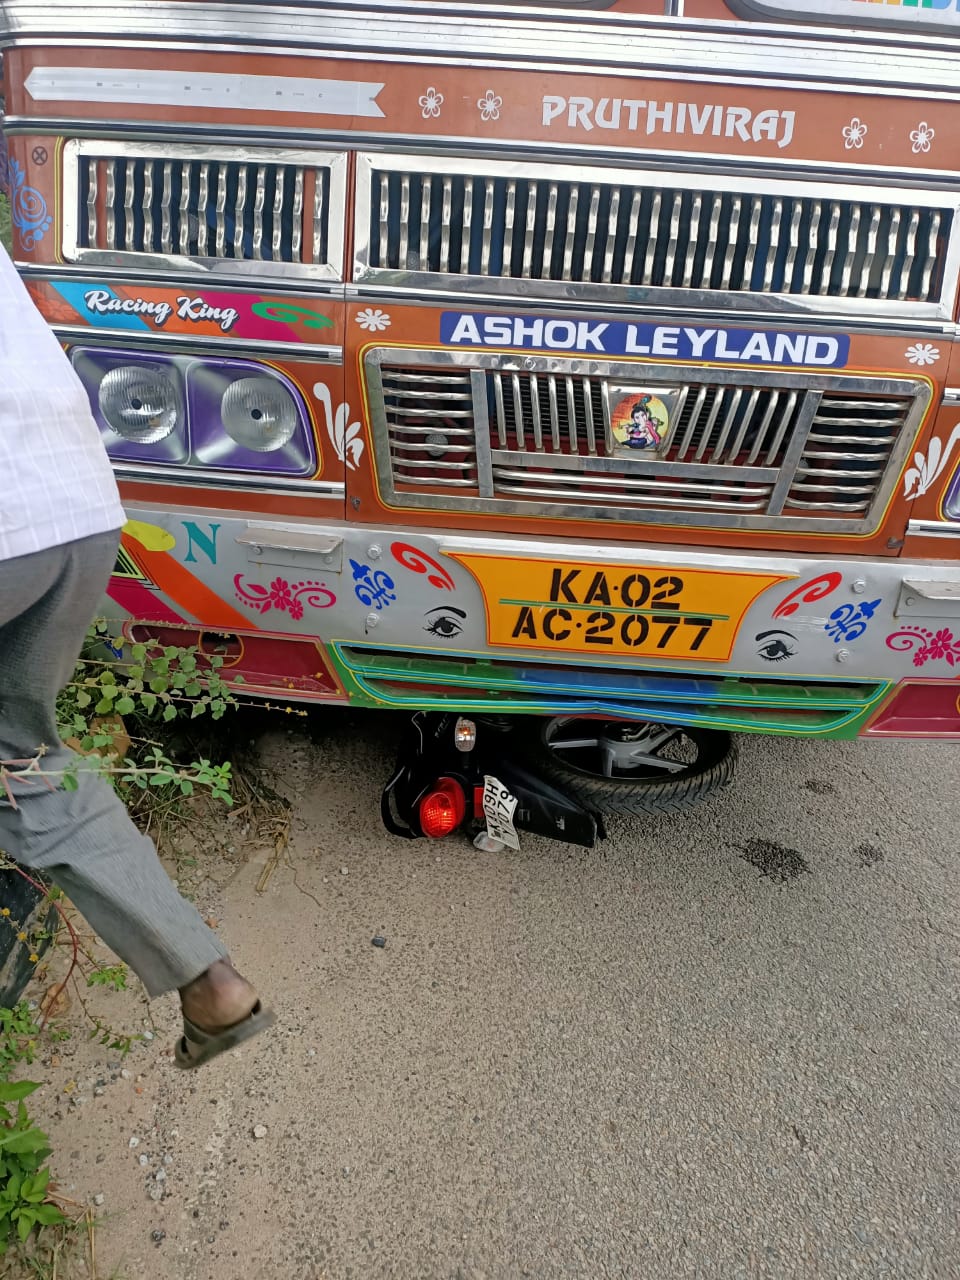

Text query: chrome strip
(907, 519), (960, 539)
(54, 323), (343, 362)
(112, 462), (345, 497)
(2, 4), (960, 95)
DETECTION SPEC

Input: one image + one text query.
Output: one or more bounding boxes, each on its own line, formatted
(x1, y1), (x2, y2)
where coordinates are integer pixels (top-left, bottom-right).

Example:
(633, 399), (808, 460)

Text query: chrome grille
(366, 350), (930, 534)
(382, 367), (479, 491)
(63, 140), (345, 278)
(358, 156), (960, 316)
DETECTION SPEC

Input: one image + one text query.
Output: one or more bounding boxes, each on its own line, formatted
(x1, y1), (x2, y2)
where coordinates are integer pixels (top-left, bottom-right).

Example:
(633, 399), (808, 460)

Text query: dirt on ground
(3, 711), (960, 1280)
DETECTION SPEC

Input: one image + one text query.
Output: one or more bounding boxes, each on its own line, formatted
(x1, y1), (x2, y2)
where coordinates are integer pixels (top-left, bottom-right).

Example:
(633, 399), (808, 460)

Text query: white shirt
(0, 245), (126, 561)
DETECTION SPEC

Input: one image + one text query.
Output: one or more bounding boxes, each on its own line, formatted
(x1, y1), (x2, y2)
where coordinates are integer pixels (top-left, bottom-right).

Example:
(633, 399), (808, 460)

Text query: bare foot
(179, 960), (259, 1033)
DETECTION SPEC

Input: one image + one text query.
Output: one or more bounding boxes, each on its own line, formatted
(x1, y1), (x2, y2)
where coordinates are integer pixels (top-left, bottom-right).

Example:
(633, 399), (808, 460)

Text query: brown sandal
(174, 1001), (276, 1069)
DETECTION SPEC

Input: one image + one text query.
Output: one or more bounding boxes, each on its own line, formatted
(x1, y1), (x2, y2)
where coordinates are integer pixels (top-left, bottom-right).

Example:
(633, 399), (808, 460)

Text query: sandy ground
(8, 709), (960, 1279)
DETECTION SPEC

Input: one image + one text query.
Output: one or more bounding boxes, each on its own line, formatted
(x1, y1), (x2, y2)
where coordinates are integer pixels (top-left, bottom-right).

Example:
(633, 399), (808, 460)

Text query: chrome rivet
(368, 544), (382, 560)
(851, 578), (866, 594)
(366, 613), (379, 628)
(836, 648), (850, 663)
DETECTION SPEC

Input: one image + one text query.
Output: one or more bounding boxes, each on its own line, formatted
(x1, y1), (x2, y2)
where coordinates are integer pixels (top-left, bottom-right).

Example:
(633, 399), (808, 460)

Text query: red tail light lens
(419, 778), (466, 839)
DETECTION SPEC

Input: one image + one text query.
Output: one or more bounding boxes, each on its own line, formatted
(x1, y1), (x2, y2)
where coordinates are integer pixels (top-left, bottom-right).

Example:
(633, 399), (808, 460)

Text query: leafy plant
(0, 1082), (65, 1252)
(0, 1005), (39, 1077)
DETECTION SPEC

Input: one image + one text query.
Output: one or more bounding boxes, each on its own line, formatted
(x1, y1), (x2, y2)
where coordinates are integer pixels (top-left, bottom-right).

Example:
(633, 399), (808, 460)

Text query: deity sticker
(608, 388), (678, 456)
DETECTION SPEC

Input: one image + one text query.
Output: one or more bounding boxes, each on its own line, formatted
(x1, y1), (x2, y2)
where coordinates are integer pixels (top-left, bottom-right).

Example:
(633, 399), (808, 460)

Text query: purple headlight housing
(70, 346), (316, 477)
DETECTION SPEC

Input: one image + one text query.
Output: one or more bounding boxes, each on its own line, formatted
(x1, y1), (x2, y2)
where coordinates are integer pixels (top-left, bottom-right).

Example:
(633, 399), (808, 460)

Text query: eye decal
(424, 605), (467, 639)
(755, 629), (799, 663)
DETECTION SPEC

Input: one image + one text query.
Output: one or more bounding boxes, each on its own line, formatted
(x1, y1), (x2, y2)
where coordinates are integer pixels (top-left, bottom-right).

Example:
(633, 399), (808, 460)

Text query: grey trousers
(0, 530), (227, 997)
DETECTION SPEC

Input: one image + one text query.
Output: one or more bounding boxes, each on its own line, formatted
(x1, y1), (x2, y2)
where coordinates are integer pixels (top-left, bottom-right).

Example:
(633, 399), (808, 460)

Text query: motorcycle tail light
(419, 778), (467, 839)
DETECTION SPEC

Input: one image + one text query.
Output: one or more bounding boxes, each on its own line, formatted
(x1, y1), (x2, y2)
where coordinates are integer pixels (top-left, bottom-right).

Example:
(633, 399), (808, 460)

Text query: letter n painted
(182, 521), (221, 564)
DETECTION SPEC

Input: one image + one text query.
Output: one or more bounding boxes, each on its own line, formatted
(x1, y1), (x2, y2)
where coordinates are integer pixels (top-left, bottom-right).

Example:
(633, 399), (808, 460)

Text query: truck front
(2, 0), (959, 818)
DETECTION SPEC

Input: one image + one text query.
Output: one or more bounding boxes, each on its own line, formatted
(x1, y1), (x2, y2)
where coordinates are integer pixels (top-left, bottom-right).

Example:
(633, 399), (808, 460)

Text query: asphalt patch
(805, 778), (837, 795)
(740, 838), (810, 884)
(856, 842), (884, 867)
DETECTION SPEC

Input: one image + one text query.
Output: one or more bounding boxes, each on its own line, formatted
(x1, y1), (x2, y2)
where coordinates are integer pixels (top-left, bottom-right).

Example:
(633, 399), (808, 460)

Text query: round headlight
(98, 366), (179, 443)
(220, 377), (298, 452)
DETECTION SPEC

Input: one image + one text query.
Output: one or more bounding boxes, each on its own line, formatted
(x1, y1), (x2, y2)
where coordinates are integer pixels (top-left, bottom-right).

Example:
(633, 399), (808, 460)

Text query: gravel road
(27, 712), (960, 1279)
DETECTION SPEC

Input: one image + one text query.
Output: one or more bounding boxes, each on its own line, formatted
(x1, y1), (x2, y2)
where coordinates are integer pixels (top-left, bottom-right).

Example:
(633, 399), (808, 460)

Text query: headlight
(98, 365), (179, 443)
(220, 377), (298, 452)
(69, 346), (316, 477)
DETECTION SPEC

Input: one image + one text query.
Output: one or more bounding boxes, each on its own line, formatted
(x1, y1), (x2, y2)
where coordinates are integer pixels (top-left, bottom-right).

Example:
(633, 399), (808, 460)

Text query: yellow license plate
(450, 554), (788, 663)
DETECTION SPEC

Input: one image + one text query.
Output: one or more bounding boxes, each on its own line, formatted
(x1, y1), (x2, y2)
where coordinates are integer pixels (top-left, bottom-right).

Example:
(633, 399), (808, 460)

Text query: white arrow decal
(25, 67), (385, 118)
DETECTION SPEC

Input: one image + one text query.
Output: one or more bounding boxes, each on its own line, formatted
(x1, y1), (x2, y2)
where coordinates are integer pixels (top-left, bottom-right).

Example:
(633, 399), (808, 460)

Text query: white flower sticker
(477, 90), (503, 122)
(904, 425), (960, 500)
(905, 342), (941, 367)
(355, 308), (391, 333)
(418, 87), (443, 120)
(842, 117), (867, 150)
(313, 381), (364, 471)
(910, 122), (935, 155)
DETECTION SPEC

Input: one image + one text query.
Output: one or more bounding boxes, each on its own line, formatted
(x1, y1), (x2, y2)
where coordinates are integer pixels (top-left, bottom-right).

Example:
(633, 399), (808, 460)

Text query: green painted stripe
(499, 598), (730, 621)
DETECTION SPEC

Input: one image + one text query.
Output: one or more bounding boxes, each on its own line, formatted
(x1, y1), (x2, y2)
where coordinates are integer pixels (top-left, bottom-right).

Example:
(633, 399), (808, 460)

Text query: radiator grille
(383, 367), (480, 491)
(63, 141), (344, 278)
(370, 351), (928, 533)
(361, 159), (956, 309)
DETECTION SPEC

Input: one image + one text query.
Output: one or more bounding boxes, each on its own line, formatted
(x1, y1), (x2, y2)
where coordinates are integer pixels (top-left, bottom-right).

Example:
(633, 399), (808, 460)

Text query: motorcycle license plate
(482, 775), (520, 851)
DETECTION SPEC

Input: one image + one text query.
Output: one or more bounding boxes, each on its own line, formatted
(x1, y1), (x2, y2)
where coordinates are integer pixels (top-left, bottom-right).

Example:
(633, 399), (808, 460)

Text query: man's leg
(0, 532), (258, 1027)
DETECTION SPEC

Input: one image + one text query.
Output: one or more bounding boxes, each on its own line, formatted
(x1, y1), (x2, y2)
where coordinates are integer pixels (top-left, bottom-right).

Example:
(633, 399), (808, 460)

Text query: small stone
(96, 1153), (105, 1164)
(142, 1031), (154, 1042)
(150, 1229), (166, 1244)
(94, 1087), (105, 1097)
(340, 866), (349, 876)
(252, 1124), (268, 1140)
(93, 1194), (105, 1207)
(372, 935), (387, 948)
(121, 1069), (132, 1080)
(170, 1129), (180, 1139)
(139, 1154), (149, 1167)
(155, 1169), (166, 1183)
(307, 1049), (316, 1058)
(129, 1136), (140, 1148)
(162, 1154), (173, 1166)
(149, 1186), (163, 1202)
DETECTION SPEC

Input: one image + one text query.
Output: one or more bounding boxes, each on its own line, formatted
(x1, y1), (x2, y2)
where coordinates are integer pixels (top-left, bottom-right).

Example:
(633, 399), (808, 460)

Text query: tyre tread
(522, 726), (739, 817)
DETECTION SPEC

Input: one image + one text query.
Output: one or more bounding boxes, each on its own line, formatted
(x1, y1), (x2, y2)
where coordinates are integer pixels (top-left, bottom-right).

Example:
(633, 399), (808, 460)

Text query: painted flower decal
(910, 122), (935, 155)
(313, 381), (365, 471)
(477, 90), (503, 123)
(888, 626), (960, 668)
(905, 342), (940, 367)
(233, 574), (336, 619)
(842, 118), (867, 150)
(355, 307), (391, 333)
(903, 424), (960, 500)
(418, 87), (444, 120)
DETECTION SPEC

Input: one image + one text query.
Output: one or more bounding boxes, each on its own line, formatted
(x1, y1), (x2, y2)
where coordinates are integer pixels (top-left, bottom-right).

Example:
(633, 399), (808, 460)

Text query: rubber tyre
(513, 718), (738, 817)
